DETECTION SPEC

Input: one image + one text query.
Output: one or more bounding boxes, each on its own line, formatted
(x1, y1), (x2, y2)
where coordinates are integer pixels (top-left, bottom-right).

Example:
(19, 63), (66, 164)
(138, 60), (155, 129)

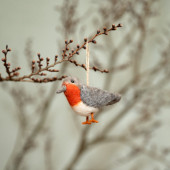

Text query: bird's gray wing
(80, 85), (121, 108)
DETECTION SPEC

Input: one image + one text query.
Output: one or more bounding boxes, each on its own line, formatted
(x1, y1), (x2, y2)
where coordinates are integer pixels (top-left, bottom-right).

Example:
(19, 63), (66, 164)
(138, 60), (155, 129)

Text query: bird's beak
(114, 94), (121, 103)
(116, 94), (121, 102)
(56, 85), (66, 94)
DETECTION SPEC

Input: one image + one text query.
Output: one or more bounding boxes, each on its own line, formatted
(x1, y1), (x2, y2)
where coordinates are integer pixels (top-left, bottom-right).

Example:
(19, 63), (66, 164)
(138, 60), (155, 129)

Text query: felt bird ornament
(56, 77), (121, 125)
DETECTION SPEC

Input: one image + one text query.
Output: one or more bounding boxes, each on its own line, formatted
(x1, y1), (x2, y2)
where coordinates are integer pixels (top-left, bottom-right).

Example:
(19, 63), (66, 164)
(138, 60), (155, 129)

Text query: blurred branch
(11, 82), (58, 170)
(87, 136), (170, 168)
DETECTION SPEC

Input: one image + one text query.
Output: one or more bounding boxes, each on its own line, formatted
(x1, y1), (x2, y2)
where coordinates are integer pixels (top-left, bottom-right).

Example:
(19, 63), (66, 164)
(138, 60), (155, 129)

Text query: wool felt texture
(80, 84), (121, 108)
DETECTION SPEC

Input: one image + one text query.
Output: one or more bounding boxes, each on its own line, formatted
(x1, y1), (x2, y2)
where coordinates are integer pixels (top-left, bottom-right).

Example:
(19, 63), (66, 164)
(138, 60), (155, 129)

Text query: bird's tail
(107, 93), (121, 105)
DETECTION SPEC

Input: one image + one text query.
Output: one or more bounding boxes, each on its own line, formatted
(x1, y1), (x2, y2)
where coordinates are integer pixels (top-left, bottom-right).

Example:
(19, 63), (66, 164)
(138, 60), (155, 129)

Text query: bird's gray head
(63, 76), (80, 86)
(56, 76), (81, 94)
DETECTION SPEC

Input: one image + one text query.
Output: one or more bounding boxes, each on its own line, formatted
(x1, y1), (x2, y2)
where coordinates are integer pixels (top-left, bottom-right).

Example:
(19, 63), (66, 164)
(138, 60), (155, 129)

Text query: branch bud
(84, 38), (87, 42)
(2, 50), (7, 55)
(97, 30), (100, 34)
(92, 40), (96, 44)
(1, 58), (6, 62)
(117, 23), (123, 27)
(112, 24), (117, 30)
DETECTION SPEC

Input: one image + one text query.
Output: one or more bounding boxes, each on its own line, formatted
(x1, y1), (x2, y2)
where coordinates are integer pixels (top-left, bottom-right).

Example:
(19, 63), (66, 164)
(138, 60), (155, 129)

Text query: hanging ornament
(56, 41), (121, 125)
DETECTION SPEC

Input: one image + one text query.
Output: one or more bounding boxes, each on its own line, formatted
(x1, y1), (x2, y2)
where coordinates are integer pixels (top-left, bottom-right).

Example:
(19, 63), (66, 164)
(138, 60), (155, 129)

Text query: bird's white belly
(72, 101), (99, 116)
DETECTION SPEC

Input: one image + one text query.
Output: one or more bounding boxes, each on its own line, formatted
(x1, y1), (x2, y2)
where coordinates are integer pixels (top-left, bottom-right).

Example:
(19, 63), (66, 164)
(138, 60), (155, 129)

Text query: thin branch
(0, 24), (122, 83)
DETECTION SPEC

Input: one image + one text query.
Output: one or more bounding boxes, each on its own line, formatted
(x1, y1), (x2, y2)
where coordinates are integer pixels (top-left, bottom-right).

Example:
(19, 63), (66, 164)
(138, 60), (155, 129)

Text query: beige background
(0, 0), (170, 170)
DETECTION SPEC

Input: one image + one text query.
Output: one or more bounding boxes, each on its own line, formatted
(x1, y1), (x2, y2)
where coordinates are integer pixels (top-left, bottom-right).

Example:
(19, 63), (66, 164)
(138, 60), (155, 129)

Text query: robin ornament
(56, 76), (121, 125)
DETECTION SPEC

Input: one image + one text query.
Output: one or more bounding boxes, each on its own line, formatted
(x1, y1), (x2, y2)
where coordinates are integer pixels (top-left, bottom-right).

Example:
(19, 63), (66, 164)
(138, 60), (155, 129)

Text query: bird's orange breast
(64, 84), (81, 106)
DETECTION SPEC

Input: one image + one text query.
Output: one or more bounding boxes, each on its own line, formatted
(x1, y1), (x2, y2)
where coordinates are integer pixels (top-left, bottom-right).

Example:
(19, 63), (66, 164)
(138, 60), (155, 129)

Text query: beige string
(86, 42), (89, 86)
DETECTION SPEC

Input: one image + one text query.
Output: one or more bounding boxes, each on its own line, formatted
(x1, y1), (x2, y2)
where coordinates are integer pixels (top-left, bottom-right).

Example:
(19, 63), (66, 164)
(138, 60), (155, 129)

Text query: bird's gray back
(80, 85), (121, 108)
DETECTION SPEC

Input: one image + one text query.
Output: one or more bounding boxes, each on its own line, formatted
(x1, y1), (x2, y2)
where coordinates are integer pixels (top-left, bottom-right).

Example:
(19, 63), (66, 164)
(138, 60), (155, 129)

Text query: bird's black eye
(71, 79), (75, 83)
